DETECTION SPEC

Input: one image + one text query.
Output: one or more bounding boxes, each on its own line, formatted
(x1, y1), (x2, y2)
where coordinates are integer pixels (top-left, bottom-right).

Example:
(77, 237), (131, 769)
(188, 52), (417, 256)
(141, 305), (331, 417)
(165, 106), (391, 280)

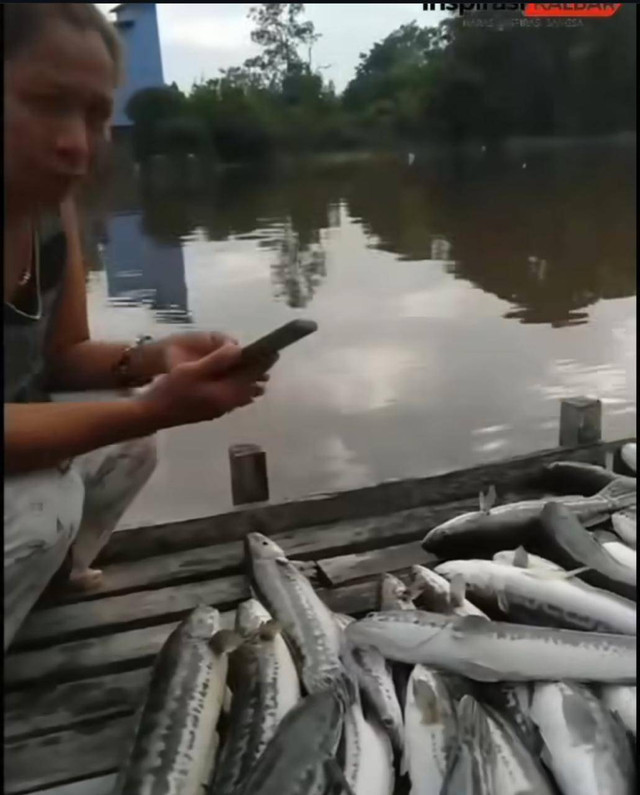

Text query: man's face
(4, 20), (116, 211)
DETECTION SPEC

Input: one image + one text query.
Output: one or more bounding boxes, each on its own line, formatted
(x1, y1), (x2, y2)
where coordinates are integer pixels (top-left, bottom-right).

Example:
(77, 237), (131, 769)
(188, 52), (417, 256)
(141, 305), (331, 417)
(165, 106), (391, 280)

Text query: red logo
(525, 3), (622, 16)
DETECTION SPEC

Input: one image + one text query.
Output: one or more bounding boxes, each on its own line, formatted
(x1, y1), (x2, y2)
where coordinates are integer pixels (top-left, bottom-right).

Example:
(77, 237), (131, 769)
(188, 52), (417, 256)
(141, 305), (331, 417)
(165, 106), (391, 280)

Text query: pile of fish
(114, 445), (637, 795)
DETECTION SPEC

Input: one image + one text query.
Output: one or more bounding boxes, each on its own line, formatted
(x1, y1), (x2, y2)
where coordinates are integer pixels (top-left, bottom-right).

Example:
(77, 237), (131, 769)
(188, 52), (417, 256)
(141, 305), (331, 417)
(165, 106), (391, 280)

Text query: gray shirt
(4, 215), (68, 403)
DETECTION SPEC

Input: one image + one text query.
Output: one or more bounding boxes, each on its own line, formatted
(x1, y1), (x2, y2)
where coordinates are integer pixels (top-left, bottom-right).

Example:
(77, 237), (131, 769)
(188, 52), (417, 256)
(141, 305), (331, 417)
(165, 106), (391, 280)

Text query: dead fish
(410, 565), (487, 618)
(116, 606), (233, 795)
(599, 685), (637, 738)
(482, 702), (557, 795)
(440, 695), (494, 795)
(211, 600), (301, 795)
(476, 682), (541, 757)
(345, 610), (636, 683)
(542, 461), (634, 495)
(435, 558), (636, 634)
(593, 531), (636, 572)
(232, 689), (346, 795)
(539, 502), (636, 601)
(621, 443), (636, 474)
(530, 681), (635, 795)
(612, 509), (637, 549)
(380, 573), (414, 611)
(402, 665), (458, 795)
(340, 698), (394, 795)
(245, 533), (354, 701)
(422, 480), (636, 558)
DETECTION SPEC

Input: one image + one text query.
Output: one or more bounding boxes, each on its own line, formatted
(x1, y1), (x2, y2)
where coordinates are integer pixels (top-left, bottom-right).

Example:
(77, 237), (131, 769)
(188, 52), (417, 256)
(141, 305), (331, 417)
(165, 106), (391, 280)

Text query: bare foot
(68, 568), (104, 591)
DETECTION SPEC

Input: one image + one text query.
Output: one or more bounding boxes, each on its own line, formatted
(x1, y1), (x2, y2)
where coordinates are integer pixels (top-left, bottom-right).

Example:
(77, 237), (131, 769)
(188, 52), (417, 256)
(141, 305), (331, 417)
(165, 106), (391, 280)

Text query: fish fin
(209, 629), (244, 655)
(452, 614), (491, 634)
(479, 484), (497, 513)
(449, 574), (466, 608)
(457, 660), (502, 682)
(324, 757), (356, 795)
(512, 546), (529, 568)
(597, 478), (638, 502)
(257, 619), (281, 640)
(414, 678), (441, 725)
(525, 566), (590, 580)
(496, 588), (510, 614)
(222, 686), (233, 715)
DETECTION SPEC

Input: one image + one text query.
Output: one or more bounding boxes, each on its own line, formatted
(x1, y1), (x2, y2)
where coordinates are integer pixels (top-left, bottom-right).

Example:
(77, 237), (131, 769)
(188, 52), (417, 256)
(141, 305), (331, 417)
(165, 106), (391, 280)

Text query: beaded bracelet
(113, 335), (153, 389)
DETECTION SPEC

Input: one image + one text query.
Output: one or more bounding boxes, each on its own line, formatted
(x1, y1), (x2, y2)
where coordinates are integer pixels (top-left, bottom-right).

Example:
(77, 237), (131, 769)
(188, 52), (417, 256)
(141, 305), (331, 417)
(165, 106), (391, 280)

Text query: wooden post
(229, 444), (269, 506)
(559, 397), (602, 447)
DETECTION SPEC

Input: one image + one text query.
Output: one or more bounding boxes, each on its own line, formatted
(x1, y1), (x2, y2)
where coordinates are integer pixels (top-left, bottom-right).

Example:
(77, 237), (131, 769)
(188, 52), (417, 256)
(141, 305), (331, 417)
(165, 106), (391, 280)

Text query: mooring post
(229, 444), (270, 506)
(559, 397), (602, 448)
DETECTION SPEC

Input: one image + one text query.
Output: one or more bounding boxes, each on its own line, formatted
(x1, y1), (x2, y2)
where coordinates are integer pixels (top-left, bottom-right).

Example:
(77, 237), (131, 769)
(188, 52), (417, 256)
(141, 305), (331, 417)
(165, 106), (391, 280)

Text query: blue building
(110, 3), (165, 129)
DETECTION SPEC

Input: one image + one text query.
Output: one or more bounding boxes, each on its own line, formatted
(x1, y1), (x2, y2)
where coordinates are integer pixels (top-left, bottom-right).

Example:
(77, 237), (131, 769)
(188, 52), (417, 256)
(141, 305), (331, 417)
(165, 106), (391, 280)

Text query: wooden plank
(6, 568), (410, 689)
(3, 577), (409, 793)
(98, 439), (630, 563)
(4, 716), (133, 795)
(26, 774), (117, 795)
(318, 541), (437, 587)
(14, 576), (249, 650)
(26, 775), (117, 795)
(4, 668), (151, 742)
(5, 612), (234, 690)
(41, 498), (477, 607)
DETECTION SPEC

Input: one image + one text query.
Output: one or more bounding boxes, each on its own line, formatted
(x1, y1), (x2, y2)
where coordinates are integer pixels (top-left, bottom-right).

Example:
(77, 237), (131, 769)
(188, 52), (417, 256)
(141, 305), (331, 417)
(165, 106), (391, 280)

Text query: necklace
(5, 226), (42, 320)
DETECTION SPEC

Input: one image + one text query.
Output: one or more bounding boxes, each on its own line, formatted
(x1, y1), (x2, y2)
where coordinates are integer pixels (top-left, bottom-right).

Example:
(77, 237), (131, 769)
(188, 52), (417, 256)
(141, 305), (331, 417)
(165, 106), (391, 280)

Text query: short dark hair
(3, 3), (123, 82)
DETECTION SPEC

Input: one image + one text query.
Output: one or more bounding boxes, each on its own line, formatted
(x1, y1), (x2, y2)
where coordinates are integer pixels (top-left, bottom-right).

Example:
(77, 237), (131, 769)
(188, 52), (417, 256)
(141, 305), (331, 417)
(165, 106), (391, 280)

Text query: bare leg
(69, 435), (158, 589)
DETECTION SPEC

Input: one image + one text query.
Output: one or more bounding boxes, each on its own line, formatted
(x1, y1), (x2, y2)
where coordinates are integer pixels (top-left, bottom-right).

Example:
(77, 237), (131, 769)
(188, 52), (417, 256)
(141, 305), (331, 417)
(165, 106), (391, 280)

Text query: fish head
(235, 598), (273, 634)
(423, 510), (500, 552)
(245, 532), (287, 561)
(380, 573), (412, 609)
(182, 604), (221, 639)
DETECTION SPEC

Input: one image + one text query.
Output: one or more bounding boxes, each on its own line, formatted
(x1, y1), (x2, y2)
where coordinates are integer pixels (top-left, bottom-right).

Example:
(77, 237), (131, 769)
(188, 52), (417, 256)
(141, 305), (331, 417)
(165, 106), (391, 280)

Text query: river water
(85, 142), (636, 528)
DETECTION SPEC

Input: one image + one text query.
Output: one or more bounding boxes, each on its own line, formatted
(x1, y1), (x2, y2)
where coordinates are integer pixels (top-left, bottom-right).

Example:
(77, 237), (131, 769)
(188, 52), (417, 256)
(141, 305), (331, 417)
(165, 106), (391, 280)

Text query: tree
(244, 3), (320, 89)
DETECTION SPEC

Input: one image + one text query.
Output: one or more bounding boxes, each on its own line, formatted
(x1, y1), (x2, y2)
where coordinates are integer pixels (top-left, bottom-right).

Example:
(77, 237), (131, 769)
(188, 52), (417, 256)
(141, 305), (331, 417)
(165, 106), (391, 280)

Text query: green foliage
(125, 4), (636, 162)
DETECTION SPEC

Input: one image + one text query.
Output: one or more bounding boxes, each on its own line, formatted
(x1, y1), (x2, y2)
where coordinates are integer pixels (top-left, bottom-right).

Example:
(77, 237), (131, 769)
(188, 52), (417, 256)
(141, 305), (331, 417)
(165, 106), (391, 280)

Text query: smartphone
(238, 319), (318, 367)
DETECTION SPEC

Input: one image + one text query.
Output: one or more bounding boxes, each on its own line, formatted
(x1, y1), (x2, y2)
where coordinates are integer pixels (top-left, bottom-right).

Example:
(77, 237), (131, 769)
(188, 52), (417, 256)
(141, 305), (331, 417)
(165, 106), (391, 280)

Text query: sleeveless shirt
(4, 215), (68, 403)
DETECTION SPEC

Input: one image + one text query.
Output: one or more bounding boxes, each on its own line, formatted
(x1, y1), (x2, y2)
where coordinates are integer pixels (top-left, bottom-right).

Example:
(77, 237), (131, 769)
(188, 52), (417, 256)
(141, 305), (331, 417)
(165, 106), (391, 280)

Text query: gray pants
(4, 434), (157, 651)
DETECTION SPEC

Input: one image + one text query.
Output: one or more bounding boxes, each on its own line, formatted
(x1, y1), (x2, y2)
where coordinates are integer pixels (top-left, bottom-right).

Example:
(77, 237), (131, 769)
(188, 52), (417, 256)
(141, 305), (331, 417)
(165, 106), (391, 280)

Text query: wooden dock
(4, 427), (634, 795)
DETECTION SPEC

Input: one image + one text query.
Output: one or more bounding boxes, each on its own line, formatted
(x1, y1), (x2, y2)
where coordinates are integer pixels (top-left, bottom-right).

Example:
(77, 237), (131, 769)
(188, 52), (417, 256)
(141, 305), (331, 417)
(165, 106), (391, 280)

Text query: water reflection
(87, 145), (635, 330)
(99, 210), (192, 324)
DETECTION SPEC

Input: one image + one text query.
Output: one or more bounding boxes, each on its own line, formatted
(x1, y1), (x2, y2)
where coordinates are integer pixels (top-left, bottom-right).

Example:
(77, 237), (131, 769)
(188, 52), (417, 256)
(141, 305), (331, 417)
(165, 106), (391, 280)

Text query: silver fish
(476, 682), (541, 756)
(211, 600), (301, 794)
(621, 442), (636, 474)
(341, 699), (394, 795)
(402, 665), (458, 795)
(599, 685), (637, 738)
(482, 702), (557, 795)
(440, 695), (494, 795)
(116, 606), (230, 795)
(380, 572), (415, 611)
(245, 533), (353, 700)
(334, 612), (404, 754)
(530, 681), (635, 795)
(410, 564), (487, 618)
(422, 479), (636, 557)
(345, 610), (636, 683)
(542, 461), (633, 495)
(435, 558), (637, 634)
(593, 531), (637, 572)
(493, 546), (564, 573)
(612, 509), (637, 549)
(233, 690), (345, 795)
(539, 502), (636, 601)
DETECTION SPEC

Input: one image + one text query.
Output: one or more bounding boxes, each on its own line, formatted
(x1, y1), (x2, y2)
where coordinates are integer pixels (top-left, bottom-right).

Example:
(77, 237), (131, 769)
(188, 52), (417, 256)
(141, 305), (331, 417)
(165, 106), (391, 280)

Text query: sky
(97, 4), (448, 93)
